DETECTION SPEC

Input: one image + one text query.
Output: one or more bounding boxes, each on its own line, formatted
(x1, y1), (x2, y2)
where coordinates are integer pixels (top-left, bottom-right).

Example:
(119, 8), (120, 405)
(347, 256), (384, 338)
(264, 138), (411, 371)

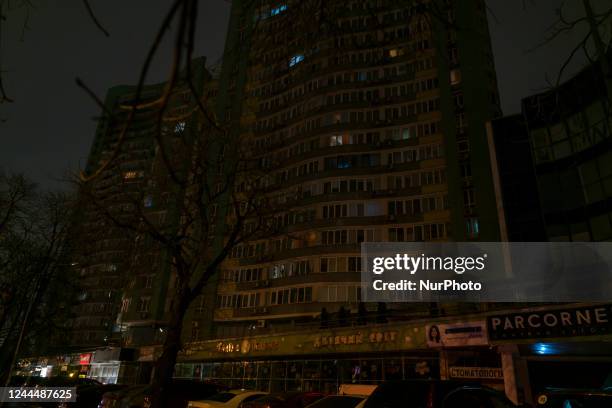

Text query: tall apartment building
(190, 0), (503, 340)
(66, 57), (211, 383)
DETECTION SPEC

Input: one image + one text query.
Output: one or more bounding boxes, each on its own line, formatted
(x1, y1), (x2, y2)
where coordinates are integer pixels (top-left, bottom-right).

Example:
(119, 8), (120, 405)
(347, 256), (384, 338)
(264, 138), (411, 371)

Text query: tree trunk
(150, 283), (191, 408)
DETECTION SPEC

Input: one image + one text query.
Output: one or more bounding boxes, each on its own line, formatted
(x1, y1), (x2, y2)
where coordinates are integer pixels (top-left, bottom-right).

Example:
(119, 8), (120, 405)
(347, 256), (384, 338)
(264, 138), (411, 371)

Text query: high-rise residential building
(66, 57), (211, 383)
(188, 0), (503, 340)
(175, 0), (506, 392)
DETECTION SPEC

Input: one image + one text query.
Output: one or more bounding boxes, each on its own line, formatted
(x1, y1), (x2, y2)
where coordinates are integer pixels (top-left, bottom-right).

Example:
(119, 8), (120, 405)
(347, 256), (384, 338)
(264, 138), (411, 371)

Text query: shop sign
(79, 353), (92, 365)
(313, 330), (398, 348)
(426, 321), (488, 347)
(487, 304), (612, 341)
(215, 338), (280, 354)
(449, 366), (503, 380)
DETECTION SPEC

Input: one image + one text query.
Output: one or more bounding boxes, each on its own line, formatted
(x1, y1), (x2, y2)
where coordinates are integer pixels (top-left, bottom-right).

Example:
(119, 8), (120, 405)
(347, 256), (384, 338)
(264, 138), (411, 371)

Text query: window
(466, 218), (480, 238)
(348, 257), (362, 272)
(270, 287), (312, 305)
(460, 163), (472, 178)
(174, 121), (186, 133)
(330, 135), (343, 146)
(463, 188), (476, 207)
(270, 4), (287, 16)
(121, 298), (130, 313)
(320, 257), (337, 272)
(136, 297), (151, 313)
(123, 170), (143, 180)
(289, 54), (305, 67)
(450, 69), (462, 85)
(191, 321), (200, 341)
(317, 285), (361, 302)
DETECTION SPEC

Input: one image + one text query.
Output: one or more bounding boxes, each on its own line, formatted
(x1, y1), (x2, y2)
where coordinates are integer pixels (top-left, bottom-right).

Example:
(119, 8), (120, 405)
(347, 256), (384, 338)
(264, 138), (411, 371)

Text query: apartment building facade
(64, 57), (212, 383)
(186, 0), (503, 342)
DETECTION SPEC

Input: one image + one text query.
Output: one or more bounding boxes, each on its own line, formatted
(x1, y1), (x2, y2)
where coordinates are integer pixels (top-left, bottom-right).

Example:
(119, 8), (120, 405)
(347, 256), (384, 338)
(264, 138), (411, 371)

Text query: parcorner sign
(487, 304), (612, 341)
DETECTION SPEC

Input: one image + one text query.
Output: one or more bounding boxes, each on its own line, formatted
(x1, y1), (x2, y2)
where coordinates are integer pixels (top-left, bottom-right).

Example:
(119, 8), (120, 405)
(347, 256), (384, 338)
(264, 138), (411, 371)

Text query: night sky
(0, 0), (607, 189)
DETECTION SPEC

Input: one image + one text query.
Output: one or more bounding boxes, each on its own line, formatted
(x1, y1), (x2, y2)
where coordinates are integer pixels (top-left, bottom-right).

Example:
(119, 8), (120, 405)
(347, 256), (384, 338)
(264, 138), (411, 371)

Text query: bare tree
(71, 1), (469, 404)
(531, 0), (612, 91)
(0, 172), (74, 385)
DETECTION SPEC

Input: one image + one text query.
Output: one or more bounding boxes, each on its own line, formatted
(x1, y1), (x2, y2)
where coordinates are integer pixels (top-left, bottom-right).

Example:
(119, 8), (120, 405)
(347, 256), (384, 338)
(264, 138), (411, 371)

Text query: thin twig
(81, 0), (110, 37)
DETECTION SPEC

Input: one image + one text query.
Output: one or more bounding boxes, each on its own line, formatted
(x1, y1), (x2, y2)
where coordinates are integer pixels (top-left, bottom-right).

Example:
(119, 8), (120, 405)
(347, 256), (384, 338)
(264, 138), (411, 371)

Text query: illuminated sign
(426, 321), (488, 347)
(488, 304), (612, 340)
(79, 353), (92, 365)
(216, 339), (280, 354)
(449, 366), (503, 380)
(314, 331), (398, 348)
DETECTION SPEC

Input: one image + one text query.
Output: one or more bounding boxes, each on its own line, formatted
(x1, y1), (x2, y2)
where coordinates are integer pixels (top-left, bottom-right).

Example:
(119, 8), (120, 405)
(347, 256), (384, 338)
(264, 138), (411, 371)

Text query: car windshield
(206, 392), (238, 402)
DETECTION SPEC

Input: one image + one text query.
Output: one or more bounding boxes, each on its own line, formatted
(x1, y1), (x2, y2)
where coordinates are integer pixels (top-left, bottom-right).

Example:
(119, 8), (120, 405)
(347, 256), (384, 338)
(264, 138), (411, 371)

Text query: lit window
(289, 54), (304, 67)
(123, 171), (138, 180)
(174, 121), (186, 133)
(466, 218), (479, 238)
(389, 48), (403, 58)
(144, 196), (153, 208)
(330, 135), (343, 146)
(450, 69), (462, 85)
(270, 4), (287, 16)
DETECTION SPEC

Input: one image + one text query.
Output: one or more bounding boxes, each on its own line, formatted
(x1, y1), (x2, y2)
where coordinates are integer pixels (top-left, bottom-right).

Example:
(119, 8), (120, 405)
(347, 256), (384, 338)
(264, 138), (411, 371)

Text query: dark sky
(0, 0), (607, 189)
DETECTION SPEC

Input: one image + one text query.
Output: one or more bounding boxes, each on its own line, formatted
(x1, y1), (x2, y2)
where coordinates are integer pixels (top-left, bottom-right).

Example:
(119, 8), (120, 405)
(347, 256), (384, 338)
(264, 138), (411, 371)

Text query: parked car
(362, 380), (513, 408)
(99, 384), (149, 408)
(242, 392), (325, 408)
(535, 388), (612, 408)
(57, 383), (127, 408)
(144, 380), (224, 408)
(337, 384), (377, 398)
(101, 379), (222, 408)
(187, 389), (268, 408)
(304, 395), (365, 408)
(442, 386), (517, 408)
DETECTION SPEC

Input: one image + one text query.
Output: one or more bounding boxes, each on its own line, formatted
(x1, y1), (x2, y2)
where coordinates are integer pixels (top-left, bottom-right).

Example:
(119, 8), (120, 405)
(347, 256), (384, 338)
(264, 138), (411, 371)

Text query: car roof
(541, 388), (612, 397)
(228, 389), (266, 395)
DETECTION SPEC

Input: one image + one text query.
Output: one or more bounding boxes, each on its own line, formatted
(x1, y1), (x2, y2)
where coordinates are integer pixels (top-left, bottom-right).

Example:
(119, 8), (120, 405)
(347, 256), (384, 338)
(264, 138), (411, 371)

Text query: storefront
(88, 347), (137, 384)
(178, 319), (502, 393)
(487, 303), (612, 405)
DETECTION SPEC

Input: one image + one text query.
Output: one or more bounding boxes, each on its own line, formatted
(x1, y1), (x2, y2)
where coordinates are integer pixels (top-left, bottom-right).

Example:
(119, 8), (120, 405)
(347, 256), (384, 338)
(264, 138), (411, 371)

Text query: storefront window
(286, 361), (303, 380)
(233, 362), (245, 379)
(338, 359), (357, 384)
(258, 361), (271, 379)
(321, 360), (338, 381)
(174, 363), (193, 379)
(201, 363), (213, 379)
(384, 359), (403, 380)
(303, 360), (321, 380)
(271, 361), (286, 380)
(360, 359), (383, 382)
